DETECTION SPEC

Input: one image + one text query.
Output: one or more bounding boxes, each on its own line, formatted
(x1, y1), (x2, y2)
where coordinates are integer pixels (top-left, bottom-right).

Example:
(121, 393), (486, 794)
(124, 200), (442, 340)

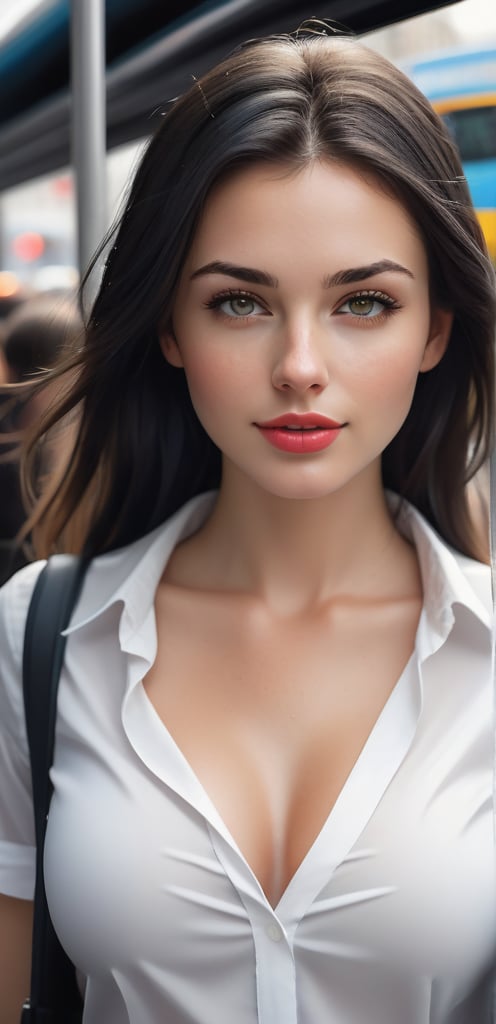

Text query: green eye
(336, 290), (398, 319)
(348, 297), (377, 316)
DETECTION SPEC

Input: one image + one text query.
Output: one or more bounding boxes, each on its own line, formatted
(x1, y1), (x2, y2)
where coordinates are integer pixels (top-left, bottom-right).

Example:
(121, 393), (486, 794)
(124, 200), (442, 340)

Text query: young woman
(0, 27), (494, 1024)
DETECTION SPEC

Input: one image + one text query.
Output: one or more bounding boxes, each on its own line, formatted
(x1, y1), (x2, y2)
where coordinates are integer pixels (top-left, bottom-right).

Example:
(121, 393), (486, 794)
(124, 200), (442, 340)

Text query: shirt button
(266, 922), (283, 942)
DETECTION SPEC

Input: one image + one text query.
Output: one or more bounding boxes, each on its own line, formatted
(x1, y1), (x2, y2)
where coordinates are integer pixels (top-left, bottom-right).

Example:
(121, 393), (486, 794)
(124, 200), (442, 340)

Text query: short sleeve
(0, 560), (46, 898)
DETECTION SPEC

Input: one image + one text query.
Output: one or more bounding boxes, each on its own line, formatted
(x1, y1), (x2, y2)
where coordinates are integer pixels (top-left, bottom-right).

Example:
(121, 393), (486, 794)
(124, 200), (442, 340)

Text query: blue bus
(405, 46), (496, 262)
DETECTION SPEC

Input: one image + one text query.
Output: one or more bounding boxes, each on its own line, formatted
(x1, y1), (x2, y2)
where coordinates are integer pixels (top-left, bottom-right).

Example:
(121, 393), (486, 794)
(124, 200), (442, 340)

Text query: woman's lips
(255, 413), (345, 453)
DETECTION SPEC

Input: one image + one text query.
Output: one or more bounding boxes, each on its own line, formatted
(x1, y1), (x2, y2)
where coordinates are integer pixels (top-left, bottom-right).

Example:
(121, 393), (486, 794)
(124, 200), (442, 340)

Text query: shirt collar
(389, 494), (491, 639)
(65, 490), (491, 641)
(64, 491), (218, 638)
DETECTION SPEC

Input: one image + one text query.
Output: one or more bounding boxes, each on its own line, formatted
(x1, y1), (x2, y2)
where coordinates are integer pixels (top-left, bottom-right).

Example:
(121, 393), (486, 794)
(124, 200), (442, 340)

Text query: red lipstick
(255, 413), (344, 454)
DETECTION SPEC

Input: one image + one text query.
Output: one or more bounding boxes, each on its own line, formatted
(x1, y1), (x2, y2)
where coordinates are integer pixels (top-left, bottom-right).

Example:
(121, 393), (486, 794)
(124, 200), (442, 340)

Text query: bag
(21, 555), (88, 1023)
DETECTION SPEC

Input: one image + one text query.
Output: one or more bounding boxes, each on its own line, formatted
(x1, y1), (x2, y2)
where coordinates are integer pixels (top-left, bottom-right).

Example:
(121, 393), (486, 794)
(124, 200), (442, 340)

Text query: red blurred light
(12, 231), (45, 263)
(52, 176), (73, 197)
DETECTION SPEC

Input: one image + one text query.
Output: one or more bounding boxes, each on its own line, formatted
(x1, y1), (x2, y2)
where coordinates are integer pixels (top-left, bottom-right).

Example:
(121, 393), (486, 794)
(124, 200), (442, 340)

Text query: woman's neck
(166, 461), (420, 617)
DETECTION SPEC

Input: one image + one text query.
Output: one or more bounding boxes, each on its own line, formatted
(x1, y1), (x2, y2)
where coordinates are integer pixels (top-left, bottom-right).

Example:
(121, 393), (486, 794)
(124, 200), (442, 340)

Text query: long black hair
(20, 29), (496, 560)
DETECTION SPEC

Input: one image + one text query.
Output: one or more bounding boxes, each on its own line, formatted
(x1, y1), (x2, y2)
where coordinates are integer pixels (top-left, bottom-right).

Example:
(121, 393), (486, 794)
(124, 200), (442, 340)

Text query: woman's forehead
(182, 160), (427, 283)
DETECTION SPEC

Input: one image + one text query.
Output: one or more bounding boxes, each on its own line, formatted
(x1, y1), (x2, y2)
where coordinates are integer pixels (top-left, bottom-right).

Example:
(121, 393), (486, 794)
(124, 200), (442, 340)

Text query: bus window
(442, 105), (496, 162)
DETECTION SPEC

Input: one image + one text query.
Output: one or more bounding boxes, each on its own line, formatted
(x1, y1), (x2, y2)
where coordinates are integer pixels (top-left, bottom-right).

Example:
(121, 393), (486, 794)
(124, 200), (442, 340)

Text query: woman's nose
(271, 322), (329, 394)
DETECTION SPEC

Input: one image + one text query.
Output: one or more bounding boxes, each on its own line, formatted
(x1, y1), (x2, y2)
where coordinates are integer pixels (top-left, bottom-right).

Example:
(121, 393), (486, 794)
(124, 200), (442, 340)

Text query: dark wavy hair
(19, 28), (496, 560)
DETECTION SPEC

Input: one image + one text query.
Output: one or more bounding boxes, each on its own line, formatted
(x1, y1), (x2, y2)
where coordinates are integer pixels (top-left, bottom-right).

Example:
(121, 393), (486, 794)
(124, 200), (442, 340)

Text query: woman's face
(162, 161), (451, 501)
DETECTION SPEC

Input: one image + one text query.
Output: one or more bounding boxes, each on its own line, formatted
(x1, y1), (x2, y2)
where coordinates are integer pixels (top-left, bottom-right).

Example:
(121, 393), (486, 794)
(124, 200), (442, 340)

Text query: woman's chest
(44, 695), (495, 996)
(143, 589), (422, 905)
(45, 615), (495, 1010)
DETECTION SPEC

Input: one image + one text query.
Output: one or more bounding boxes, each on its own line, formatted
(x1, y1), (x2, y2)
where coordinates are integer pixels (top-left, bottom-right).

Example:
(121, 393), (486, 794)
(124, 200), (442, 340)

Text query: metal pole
(70, 0), (107, 308)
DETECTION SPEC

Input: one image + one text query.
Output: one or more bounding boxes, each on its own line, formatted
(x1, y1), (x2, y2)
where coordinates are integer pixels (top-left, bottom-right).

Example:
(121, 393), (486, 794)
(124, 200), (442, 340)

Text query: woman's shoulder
(0, 559), (47, 665)
(0, 561), (47, 734)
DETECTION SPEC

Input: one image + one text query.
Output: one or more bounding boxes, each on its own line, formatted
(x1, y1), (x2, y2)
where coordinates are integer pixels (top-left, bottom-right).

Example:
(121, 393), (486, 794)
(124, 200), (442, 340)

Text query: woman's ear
(159, 326), (184, 368)
(419, 307), (453, 372)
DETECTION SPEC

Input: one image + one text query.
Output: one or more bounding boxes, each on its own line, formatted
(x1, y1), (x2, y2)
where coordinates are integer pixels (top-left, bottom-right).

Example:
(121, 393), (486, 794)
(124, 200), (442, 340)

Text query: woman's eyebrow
(190, 258), (414, 288)
(190, 261), (278, 287)
(323, 260), (414, 287)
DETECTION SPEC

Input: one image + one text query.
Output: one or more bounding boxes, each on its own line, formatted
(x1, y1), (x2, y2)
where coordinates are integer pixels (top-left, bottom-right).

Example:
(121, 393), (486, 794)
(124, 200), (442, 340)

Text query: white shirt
(0, 492), (494, 1023)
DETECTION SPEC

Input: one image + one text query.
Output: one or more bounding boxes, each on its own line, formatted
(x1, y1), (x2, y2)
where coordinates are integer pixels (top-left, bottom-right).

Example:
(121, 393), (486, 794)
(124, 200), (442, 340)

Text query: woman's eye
(336, 292), (397, 319)
(225, 296), (257, 316)
(205, 291), (267, 319)
(219, 295), (264, 317)
(348, 297), (382, 317)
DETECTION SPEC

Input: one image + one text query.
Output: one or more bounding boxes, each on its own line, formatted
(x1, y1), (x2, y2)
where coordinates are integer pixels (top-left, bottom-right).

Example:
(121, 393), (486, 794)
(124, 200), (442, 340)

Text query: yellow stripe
(432, 92), (496, 113)
(476, 210), (496, 262)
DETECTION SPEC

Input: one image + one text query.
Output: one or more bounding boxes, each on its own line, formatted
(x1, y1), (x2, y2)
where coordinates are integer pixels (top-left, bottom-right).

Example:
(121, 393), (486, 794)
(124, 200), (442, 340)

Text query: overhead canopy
(0, 0), (460, 192)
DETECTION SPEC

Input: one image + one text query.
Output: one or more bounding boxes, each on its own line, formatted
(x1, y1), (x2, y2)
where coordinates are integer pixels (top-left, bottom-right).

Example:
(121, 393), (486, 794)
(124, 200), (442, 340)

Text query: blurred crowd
(0, 278), (82, 584)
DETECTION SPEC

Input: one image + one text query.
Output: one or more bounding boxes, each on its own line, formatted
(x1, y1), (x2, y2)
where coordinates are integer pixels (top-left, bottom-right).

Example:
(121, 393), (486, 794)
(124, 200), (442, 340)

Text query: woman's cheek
(182, 349), (250, 424)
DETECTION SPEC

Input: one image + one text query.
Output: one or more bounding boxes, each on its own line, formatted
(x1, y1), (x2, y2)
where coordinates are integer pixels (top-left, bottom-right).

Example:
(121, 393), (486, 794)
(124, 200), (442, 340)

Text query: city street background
(0, 0), (494, 289)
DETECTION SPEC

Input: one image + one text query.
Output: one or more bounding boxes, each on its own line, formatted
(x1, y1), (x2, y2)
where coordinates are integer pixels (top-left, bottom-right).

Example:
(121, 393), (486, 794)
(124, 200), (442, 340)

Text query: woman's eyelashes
(335, 290), (401, 323)
(204, 289), (269, 320)
(203, 287), (402, 324)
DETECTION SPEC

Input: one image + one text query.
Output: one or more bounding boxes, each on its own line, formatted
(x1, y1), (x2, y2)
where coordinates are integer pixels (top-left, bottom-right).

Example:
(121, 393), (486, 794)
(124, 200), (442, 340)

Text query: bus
(405, 46), (496, 262)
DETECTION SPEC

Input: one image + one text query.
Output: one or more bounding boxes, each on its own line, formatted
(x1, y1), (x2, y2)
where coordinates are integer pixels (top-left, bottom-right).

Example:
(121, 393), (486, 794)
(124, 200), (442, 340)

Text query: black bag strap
(22, 554), (88, 1022)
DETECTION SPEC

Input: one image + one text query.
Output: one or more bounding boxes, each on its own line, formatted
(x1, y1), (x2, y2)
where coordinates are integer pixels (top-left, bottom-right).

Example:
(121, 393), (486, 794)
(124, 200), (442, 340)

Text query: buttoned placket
(205, 827), (299, 1023)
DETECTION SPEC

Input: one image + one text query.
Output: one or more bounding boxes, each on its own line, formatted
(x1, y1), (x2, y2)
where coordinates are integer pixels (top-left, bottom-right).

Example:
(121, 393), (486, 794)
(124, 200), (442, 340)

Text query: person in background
(0, 26), (494, 1024)
(0, 294), (82, 584)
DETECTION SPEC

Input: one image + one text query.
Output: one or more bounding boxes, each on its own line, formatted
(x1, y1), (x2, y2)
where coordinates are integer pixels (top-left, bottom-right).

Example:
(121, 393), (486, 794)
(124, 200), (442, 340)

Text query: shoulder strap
(22, 554), (88, 1021)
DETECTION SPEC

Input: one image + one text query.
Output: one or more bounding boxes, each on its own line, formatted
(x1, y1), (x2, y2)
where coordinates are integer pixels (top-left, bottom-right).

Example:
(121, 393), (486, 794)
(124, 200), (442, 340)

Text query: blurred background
(0, 0), (494, 304)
